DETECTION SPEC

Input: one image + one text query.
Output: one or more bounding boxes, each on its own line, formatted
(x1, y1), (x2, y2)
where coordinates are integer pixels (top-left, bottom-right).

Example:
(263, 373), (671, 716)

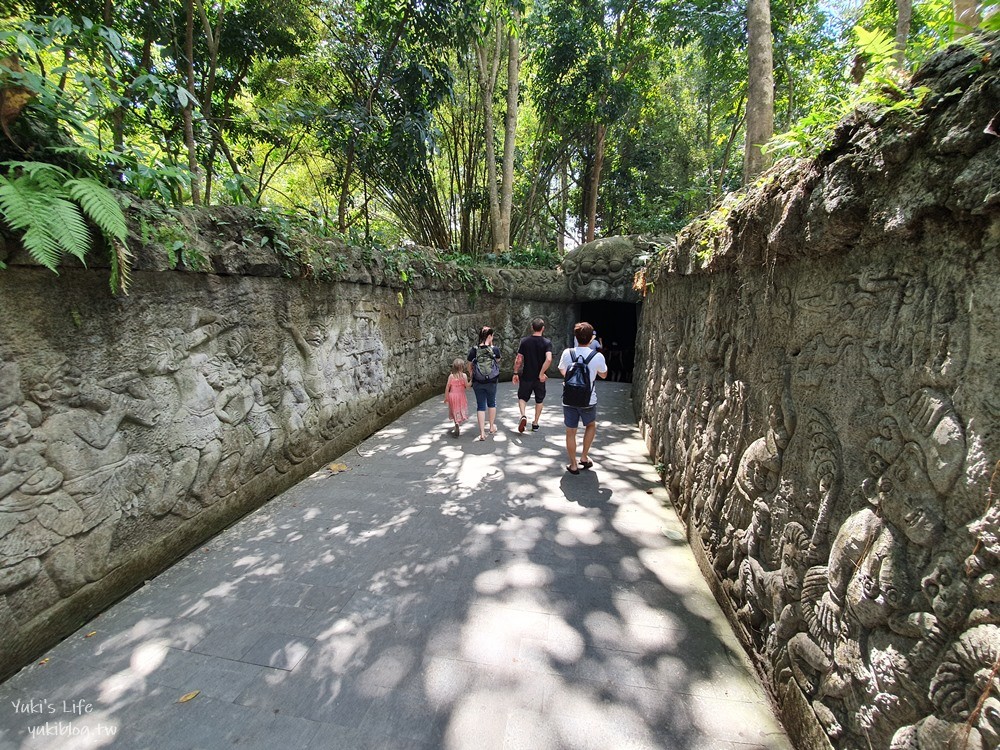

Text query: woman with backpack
(467, 326), (501, 440)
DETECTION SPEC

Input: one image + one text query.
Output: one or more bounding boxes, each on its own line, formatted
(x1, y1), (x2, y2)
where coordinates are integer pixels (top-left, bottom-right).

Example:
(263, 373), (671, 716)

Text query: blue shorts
(472, 382), (498, 411)
(563, 404), (597, 428)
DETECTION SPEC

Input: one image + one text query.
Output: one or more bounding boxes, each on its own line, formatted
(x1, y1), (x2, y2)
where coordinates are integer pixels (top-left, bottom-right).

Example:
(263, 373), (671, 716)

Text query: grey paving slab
(0, 383), (793, 750)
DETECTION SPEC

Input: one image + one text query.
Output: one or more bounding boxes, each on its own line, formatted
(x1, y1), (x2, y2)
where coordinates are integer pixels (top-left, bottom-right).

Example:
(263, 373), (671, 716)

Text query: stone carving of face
(779, 523), (809, 600)
(142, 331), (187, 374)
(921, 555), (970, 630)
(0, 407), (32, 448)
(876, 443), (944, 546)
(304, 324), (325, 348)
(562, 238), (637, 298)
(30, 365), (84, 410)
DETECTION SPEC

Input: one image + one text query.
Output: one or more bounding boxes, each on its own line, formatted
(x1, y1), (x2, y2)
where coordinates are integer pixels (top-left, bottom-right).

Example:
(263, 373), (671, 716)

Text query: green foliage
(984, 0), (1000, 32)
(0, 161), (130, 292)
(138, 211), (193, 270)
(478, 245), (562, 270)
(764, 26), (931, 159)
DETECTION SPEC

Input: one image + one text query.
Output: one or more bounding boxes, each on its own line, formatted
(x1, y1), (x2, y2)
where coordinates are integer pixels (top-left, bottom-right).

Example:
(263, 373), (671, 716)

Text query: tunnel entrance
(578, 301), (639, 382)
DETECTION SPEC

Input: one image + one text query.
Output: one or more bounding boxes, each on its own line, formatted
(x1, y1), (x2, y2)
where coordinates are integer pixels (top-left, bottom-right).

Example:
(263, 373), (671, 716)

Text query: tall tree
(499, 6), (519, 253)
(953, 0), (980, 36)
(183, 0), (202, 203)
(744, 0), (774, 181)
(529, 0), (657, 243)
(895, 0), (912, 67)
(476, 16), (504, 251)
(475, 1), (521, 253)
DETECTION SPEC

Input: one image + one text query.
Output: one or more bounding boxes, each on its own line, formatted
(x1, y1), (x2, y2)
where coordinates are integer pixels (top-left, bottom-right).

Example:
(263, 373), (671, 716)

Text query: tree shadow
(0, 383), (783, 750)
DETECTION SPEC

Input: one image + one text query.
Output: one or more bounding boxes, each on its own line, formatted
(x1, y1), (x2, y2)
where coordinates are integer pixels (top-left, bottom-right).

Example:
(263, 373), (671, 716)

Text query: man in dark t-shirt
(512, 317), (553, 433)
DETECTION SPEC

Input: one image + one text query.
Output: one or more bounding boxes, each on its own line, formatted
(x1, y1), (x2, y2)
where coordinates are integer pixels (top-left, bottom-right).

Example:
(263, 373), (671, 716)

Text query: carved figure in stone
(206, 349), (255, 496)
(279, 303), (348, 461)
(804, 409), (843, 559)
(795, 334), (854, 390)
(561, 236), (640, 300)
(717, 497), (771, 584)
(0, 361), (87, 595)
(25, 362), (160, 584)
(737, 521), (810, 663)
(699, 378), (748, 548)
(887, 550), (974, 686)
(891, 388), (966, 496)
(786, 490), (909, 698)
(874, 442), (946, 548)
(234, 338), (281, 479)
(891, 624), (1000, 749)
(350, 316), (386, 395)
(139, 310), (235, 516)
(722, 366), (796, 535)
(966, 502), (1000, 626)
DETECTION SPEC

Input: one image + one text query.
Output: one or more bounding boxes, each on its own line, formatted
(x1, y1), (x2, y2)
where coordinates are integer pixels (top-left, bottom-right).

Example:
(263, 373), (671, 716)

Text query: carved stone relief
(634, 35), (1000, 748)
(0, 260), (579, 677)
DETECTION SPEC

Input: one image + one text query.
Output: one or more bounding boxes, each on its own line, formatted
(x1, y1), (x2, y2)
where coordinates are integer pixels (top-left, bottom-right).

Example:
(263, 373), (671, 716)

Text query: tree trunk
(585, 123), (606, 243)
(498, 10), (520, 253)
(183, 0), (201, 204)
(338, 139), (355, 233)
(744, 0), (774, 183)
(104, 0), (125, 151)
(557, 157), (567, 254)
(895, 0), (912, 68)
(476, 20), (502, 253)
(953, 0), (981, 37)
(196, 0), (224, 204)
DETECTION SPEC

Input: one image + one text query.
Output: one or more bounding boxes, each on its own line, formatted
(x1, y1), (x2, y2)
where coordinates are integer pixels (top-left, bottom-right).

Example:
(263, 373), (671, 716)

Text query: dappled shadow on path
(0, 384), (784, 750)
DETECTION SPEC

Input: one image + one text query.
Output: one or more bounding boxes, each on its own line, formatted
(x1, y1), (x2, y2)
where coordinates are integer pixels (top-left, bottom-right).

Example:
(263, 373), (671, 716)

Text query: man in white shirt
(558, 321), (608, 474)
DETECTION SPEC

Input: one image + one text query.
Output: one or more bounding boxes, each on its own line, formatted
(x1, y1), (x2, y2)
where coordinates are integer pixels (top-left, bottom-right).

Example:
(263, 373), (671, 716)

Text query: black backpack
(563, 350), (598, 406)
(472, 345), (500, 382)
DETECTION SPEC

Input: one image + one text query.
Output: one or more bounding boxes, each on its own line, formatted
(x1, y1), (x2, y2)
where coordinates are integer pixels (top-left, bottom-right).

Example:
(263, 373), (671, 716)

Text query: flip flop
(580, 460), (593, 470)
(566, 465), (580, 475)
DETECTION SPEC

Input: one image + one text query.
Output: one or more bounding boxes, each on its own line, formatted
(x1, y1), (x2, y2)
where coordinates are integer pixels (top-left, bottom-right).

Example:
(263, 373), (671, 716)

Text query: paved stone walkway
(0, 383), (792, 750)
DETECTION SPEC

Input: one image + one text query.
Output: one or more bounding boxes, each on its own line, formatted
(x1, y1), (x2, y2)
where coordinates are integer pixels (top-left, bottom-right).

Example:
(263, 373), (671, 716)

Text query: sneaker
(518, 416), (527, 433)
(531, 423), (539, 431)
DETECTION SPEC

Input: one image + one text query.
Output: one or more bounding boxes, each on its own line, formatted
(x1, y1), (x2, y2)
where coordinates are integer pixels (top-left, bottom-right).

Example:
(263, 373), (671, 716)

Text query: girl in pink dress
(443, 358), (470, 436)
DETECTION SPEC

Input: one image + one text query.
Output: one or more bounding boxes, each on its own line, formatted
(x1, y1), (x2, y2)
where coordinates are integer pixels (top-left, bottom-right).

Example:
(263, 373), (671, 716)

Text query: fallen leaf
(85, 631), (97, 638)
(38, 658), (49, 665)
(178, 691), (200, 703)
(327, 462), (350, 474)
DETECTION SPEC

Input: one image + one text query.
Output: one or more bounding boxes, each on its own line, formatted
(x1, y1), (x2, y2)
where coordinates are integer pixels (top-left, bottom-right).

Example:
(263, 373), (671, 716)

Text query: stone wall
(634, 35), (1000, 749)
(0, 228), (581, 681)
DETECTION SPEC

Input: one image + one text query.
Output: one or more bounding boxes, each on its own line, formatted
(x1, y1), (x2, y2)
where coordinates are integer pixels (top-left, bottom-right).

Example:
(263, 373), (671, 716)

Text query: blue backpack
(563, 350), (597, 406)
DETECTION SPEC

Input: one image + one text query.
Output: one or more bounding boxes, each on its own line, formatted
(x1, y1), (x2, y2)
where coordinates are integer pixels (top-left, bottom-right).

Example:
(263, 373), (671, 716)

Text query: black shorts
(517, 379), (546, 403)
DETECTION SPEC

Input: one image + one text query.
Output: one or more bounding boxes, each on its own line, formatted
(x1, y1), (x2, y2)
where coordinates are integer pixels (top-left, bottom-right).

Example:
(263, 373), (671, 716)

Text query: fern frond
(48, 197), (92, 263)
(20, 221), (63, 272)
(1, 161), (71, 189)
(0, 175), (45, 233)
(108, 237), (133, 295)
(66, 178), (127, 241)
